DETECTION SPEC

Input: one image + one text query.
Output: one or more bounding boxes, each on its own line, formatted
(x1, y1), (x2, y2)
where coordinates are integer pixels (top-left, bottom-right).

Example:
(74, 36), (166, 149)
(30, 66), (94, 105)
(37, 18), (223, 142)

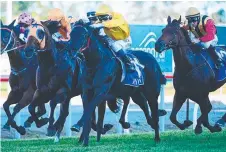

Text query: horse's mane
(171, 19), (192, 45)
(180, 28), (192, 45)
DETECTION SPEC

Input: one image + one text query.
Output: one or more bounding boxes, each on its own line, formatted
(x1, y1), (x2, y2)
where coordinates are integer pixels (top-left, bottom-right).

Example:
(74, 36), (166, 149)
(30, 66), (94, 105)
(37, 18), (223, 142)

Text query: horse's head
(70, 21), (91, 53)
(23, 21), (50, 58)
(0, 20), (17, 54)
(42, 20), (62, 35)
(155, 16), (184, 53)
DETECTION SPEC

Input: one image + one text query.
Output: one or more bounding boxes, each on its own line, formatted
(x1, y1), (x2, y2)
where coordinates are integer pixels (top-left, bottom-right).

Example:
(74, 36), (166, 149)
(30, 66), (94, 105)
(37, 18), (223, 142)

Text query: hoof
(102, 124), (113, 134)
(37, 118), (49, 128)
(46, 127), (57, 137)
(155, 137), (161, 143)
(184, 120), (193, 128)
(78, 138), (83, 144)
(212, 124), (222, 133)
(91, 123), (97, 131)
(195, 125), (202, 135)
(158, 109), (167, 117)
(24, 121), (32, 128)
(215, 119), (225, 127)
(71, 124), (81, 132)
(2, 124), (10, 131)
(83, 143), (88, 147)
(120, 121), (130, 129)
(178, 124), (186, 130)
(18, 126), (26, 135)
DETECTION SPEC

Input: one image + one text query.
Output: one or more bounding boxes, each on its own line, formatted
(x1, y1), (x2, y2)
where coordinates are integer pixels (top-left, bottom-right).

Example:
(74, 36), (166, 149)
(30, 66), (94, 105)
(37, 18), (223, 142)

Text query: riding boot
(117, 49), (135, 71)
(208, 45), (224, 69)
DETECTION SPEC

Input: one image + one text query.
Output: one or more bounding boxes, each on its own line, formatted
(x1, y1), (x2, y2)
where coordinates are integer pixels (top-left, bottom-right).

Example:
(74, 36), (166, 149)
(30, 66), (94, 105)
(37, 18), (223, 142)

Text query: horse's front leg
(82, 93), (108, 146)
(169, 91), (188, 130)
(71, 90), (91, 132)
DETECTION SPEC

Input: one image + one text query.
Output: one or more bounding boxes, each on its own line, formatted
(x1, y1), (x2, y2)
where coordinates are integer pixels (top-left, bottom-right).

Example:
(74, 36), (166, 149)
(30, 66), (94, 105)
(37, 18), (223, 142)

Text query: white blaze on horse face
(26, 23), (46, 49)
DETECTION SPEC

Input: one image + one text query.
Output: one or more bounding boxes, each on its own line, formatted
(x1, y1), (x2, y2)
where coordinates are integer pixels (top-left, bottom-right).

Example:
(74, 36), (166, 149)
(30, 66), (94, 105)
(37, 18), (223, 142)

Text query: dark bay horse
(70, 22), (166, 146)
(23, 21), (75, 138)
(0, 20), (47, 135)
(23, 20), (121, 141)
(155, 16), (226, 134)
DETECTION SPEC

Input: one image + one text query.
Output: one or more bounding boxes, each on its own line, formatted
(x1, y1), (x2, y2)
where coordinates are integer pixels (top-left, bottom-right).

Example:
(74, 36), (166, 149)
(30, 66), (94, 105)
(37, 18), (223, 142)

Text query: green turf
(1, 129), (226, 152)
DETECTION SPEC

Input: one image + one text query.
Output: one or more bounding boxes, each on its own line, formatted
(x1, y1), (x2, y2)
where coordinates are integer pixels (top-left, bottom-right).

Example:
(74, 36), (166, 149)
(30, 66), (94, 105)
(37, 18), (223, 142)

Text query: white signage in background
(131, 31), (166, 60)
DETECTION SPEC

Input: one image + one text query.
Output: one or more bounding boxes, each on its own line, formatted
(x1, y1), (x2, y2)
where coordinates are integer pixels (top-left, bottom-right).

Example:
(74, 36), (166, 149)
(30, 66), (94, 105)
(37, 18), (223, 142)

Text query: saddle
(187, 46), (226, 83)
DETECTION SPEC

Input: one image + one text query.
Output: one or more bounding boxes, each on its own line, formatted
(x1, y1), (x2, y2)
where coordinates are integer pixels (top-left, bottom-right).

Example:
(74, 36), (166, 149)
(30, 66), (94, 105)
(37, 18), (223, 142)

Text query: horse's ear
(9, 19), (16, 28)
(167, 16), (171, 25)
(42, 20), (61, 34)
(41, 20), (50, 26)
(178, 15), (181, 23)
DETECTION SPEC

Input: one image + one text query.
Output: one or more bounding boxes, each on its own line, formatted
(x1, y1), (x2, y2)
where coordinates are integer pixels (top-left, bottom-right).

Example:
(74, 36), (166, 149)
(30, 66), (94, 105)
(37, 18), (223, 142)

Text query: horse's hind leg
(131, 92), (153, 128)
(169, 91), (187, 130)
(46, 99), (57, 136)
(197, 97), (222, 134)
(47, 90), (68, 137)
(53, 97), (70, 143)
(119, 97), (131, 129)
(3, 90), (23, 131)
(143, 91), (160, 142)
(96, 101), (106, 142)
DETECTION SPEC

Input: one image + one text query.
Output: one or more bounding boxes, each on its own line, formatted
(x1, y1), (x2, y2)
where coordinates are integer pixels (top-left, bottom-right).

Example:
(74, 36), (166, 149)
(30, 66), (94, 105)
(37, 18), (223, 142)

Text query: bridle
(0, 27), (25, 54)
(163, 26), (192, 49)
(73, 24), (91, 53)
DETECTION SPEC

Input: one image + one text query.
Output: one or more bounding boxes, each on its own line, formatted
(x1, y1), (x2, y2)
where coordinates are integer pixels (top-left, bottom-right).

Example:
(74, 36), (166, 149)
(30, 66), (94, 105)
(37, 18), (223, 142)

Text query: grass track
(1, 129), (226, 152)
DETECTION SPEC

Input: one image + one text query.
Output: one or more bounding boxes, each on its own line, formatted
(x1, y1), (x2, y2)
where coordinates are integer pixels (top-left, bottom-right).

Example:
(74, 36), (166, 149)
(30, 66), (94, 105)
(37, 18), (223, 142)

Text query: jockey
(184, 7), (223, 69)
(47, 8), (71, 42)
(16, 12), (35, 42)
(88, 4), (133, 70)
(87, 11), (98, 24)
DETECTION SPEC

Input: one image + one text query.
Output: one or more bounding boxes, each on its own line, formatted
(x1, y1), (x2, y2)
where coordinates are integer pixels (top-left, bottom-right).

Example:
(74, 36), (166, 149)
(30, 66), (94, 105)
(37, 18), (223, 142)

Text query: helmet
(95, 4), (113, 16)
(87, 11), (98, 22)
(18, 12), (33, 25)
(48, 8), (69, 27)
(48, 8), (65, 21)
(185, 7), (200, 19)
(87, 11), (96, 19)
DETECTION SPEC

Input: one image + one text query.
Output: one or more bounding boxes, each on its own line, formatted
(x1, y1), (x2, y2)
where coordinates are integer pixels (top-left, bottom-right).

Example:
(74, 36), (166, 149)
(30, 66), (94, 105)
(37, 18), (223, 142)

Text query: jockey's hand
(191, 38), (200, 44)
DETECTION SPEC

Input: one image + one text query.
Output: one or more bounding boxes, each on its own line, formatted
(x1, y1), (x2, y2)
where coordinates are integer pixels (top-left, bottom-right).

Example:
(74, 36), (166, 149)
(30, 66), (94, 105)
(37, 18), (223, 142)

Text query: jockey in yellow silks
(88, 4), (133, 69)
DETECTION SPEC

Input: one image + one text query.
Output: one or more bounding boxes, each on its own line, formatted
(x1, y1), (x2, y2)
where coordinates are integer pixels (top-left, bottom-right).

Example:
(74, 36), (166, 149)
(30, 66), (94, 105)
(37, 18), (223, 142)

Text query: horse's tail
(107, 98), (123, 114)
(160, 74), (167, 85)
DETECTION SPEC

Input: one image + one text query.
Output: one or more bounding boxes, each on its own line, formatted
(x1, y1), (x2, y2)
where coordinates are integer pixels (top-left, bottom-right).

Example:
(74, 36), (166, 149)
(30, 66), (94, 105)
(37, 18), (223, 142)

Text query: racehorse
(23, 20), (122, 141)
(155, 16), (226, 134)
(0, 20), (47, 135)
(69, 21), (166, 146)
